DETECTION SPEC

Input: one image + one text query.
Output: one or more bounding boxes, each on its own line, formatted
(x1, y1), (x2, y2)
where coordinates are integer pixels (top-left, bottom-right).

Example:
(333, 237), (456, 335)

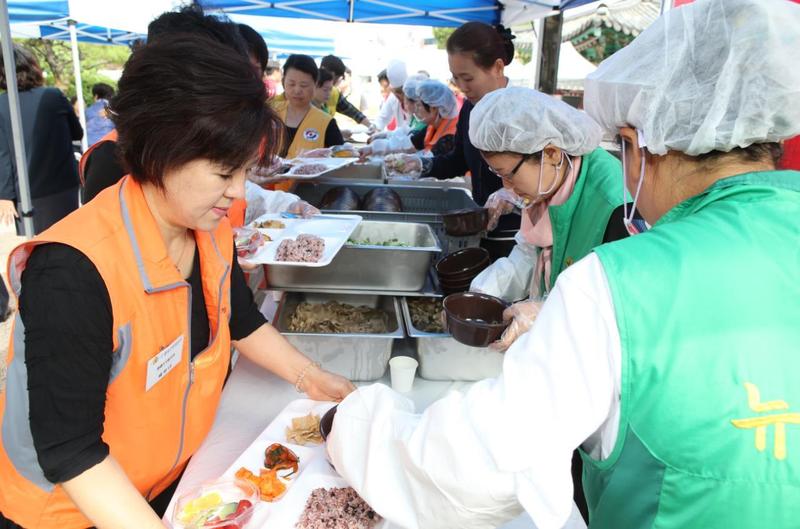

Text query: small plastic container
(233, 227), (266, 260)
(172, 479), (259, 529)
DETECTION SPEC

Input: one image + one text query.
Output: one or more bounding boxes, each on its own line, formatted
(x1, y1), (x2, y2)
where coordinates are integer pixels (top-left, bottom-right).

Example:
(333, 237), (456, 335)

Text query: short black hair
(317, 68), (334, 87)
(92, 83), (114, 100)
(111, 34), (280, 188)
(320, 55), (346, 78)
(238, 23), (269, 74)
(377, 69), (389, 84)
(0, 44), (43, 91)
(147, 5), (248, 59)
(283, 54), (318, 82)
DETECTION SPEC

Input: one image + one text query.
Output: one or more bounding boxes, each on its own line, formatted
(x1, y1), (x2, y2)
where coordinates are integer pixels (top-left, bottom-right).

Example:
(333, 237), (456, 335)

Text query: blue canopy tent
(200, 0), (500, 27)
(39, 20), (143, 46)
(2, 0), (70, 236)
(258, 27), (335, 57)
(200, 0), (600, 27)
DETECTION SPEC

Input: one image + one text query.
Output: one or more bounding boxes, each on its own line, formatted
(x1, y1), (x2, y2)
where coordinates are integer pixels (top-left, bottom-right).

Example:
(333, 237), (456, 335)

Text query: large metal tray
(294, 182), (478, 223)
(274, 293), (404, 381)
(267, 221), (441, 292)
(315, 160), (383, 183)
(294, 182), (481, 254)
(401, 297), (504, 381)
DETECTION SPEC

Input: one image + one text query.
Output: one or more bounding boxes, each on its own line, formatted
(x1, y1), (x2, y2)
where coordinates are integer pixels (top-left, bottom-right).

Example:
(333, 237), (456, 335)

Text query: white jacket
(470, 231), (539, 302)
(243, 180), (300, 225)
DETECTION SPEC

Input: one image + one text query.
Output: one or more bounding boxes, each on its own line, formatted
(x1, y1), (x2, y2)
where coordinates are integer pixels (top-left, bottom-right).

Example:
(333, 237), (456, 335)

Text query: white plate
(219, 400), (388, 529)
(284, 157), (356, 180)
(244, 213), (362, 267)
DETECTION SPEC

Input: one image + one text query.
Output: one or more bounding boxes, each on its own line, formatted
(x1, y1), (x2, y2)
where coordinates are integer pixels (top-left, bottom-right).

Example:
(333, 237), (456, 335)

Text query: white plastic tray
(218, 399), (388, 529)
(244, 213), (362, 267)
(285, 157), (356, 179)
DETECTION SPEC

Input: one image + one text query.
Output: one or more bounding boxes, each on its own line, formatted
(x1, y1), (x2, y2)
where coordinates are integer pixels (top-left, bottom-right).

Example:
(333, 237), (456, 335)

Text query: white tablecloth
(164, 355), (586, 529)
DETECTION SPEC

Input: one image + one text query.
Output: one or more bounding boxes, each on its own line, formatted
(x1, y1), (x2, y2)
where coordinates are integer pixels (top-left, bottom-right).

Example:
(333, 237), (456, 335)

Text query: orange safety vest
(78, 129), (118, 185)
(76, 130), (247, 227)
(271, 98), (332, 192)
(0, 177), (233, 528)
(423, 116), (457, 153)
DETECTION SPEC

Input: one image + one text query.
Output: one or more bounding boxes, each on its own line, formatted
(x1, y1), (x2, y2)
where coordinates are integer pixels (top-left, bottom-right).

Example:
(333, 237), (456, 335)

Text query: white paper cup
(389, 356), (418, 393)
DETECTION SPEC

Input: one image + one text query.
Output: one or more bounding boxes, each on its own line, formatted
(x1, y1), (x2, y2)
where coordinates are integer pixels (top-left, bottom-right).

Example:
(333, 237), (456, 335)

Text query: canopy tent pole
(0, 0), (35, 236)
(68, 19), (87, 152)
(536, 12), (563, 94)
(530, 17), (544, 89)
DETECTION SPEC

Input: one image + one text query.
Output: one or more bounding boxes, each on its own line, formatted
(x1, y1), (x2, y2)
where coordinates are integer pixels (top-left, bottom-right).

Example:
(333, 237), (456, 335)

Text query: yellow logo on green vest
(731, 382), (800, 460)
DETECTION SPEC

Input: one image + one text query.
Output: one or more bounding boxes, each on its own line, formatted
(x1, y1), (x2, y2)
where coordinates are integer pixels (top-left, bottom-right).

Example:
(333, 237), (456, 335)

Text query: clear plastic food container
(172, 479), (259, 529)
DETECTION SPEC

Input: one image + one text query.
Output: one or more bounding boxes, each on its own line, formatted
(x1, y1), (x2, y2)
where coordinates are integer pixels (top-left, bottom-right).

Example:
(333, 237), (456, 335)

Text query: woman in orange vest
(412, 79), (459, 156)
(270, 54), (345, 191)
(0, 34), (353, 529)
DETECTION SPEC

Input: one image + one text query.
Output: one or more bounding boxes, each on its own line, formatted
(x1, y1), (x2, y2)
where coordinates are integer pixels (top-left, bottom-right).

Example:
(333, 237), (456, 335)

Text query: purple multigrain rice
(275, 234), (325, 263)
(296, 487), (381, 529)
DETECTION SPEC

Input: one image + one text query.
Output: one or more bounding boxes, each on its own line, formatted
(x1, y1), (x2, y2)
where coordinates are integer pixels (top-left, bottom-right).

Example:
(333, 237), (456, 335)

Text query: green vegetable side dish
(346, 237), (409, 247)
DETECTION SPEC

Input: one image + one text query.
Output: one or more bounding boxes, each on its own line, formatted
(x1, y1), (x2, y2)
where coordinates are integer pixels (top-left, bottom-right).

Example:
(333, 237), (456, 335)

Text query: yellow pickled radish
(178, 492), (223, 523)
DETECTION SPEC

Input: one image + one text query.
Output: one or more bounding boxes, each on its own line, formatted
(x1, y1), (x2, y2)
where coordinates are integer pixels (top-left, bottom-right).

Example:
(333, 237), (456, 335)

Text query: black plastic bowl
(319, 405), (338, 441)
(443, 292), (510, 347)
(435, 247), (490, 282)
(442, 208), (489, 236)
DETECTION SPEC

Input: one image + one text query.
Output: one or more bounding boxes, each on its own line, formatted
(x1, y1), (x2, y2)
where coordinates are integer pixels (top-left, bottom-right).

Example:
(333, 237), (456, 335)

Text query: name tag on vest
(146, 335), (184, 391)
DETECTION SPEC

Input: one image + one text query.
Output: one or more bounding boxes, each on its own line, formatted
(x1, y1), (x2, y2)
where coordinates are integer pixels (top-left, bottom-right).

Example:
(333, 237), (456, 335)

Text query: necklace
(174, 231), (191, 271)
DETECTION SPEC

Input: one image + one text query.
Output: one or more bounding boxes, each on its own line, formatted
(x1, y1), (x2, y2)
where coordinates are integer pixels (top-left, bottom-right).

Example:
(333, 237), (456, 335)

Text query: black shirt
(81, 141), (125, 203)
(424, 101), (519, 234)
(0, 87), (82, 201)
(0, 241), (265, 528)
(279, 119), (344, 158)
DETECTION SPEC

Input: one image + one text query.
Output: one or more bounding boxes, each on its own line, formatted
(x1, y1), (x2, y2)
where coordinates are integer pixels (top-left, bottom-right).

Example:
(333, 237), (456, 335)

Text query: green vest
(585, 171), (800, 529)
(540, 147), (624, 293)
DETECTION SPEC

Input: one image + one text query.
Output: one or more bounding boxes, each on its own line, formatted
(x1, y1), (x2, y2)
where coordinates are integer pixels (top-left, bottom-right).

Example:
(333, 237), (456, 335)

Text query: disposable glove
(286, 200), (320, 218)
(490, 299), (544, 351)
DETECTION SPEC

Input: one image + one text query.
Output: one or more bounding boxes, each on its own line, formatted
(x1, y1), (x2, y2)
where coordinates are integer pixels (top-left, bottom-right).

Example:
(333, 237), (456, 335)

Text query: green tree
(570, 26), (635, 65)
(13, 38), (130, 103)
(432, 27), (455, 49)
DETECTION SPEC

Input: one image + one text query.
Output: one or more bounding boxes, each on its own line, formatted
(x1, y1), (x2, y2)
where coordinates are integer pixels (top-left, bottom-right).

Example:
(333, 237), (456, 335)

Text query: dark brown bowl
(441, 283), (471, 296)
(319, 405), (338, 442)
(443, 208), (489, 236)
(435, 247), (490, 279)
(443, 292), (511, 347)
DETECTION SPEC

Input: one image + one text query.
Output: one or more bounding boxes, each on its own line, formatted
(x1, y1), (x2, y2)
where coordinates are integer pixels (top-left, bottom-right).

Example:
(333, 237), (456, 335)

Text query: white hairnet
(402, 74), (428, 101)
(584, 0), (800, 156)
(469, 87), (602, 156)
(417, 80), (459, 120)
(386, 60), (408, 88)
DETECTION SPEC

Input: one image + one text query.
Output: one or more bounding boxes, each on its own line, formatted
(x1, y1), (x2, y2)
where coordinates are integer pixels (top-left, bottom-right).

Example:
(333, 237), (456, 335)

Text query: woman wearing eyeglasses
(469, 87), (633, 351)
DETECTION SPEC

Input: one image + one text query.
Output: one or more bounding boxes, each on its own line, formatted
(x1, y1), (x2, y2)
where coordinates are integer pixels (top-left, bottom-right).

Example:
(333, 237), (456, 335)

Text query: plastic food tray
(245, 213), (361, 267)
(266, 221), (440, 292)
(216, 399), (389, 529)
(273, 293), (404, 381)
(284, 157), (356, 180)
(401, 297), (504, 381)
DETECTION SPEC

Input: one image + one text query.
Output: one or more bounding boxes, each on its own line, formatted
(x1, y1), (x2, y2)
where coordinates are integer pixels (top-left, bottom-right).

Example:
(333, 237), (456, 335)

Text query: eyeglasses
(485, 154), (532, 181)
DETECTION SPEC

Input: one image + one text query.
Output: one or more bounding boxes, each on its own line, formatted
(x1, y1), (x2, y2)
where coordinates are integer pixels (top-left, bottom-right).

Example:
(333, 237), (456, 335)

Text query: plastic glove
(286, 200), (320, 218)
(484, 189), (518, 231)
(384, 153), (423, 175)
(247, 157), (287, 185)
(490, 299), (544, 351)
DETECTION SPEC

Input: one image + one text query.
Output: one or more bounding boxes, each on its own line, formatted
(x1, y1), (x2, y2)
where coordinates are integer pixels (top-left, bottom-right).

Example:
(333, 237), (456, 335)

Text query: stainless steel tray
(274, 292), (404, 381)
(293, 182), (478, 224)
(401, 297), (504, 381)
(267, 221), (441, 292)
(270, 268), (443, 298)
(315, 160), (383, 183)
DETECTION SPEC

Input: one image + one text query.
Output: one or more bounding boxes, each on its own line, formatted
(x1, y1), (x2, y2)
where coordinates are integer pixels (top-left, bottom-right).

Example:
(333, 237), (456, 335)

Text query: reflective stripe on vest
(585, 171), (800, 529)
(0, 177), (233, 528)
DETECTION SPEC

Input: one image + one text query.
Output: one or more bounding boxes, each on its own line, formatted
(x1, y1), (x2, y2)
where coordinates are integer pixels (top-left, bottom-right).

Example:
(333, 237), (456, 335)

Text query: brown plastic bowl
(319, 405), (338, 441)
(443, 292), (510, 347)
(435, 247), (490, 279)
(442, 208), (490, 236)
